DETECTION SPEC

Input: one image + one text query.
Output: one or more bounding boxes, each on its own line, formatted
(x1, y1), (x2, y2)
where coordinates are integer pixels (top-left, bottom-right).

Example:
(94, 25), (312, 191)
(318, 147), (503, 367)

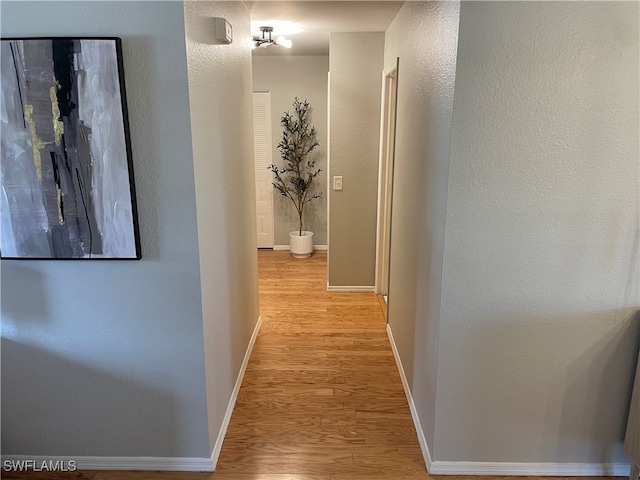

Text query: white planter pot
(289, 231), (314, 258)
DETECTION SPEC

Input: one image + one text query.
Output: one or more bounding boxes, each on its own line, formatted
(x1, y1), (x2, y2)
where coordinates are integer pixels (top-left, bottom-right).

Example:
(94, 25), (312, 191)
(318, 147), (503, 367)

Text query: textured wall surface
(328, 32), (384, 287)
(252, 56), (329, 246)
(438, 0), (640, 463)
(183, 1), (259, 453)
(1, 1), (210, 457)
(383, 1), (460, 454)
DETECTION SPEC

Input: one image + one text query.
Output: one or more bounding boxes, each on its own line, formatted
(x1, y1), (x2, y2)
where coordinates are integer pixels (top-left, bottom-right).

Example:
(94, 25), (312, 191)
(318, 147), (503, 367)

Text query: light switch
(333, 176), (343, 191)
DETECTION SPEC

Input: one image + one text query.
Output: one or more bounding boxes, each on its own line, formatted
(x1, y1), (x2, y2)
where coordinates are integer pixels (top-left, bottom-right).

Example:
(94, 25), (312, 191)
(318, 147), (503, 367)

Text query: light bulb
(275, 36), (293, 48)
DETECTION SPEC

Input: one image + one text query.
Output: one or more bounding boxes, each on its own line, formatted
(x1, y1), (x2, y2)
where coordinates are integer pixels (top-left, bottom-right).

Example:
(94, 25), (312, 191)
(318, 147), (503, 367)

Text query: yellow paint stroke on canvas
(56, 184), (64, 225)
(50, 85), (64, 146)
(23, 104), (45, 180)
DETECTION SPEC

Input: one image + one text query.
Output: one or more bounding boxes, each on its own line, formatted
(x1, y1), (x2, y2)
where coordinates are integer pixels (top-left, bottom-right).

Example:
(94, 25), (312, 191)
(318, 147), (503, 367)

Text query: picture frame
(0, 37), (141, 260)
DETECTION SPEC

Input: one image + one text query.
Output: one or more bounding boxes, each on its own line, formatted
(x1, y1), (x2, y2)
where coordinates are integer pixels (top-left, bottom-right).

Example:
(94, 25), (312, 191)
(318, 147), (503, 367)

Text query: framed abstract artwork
(0, 37), (141, 259)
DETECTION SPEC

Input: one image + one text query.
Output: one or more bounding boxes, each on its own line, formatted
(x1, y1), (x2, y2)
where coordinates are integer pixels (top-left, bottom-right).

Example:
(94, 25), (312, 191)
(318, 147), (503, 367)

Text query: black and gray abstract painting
(1, 38), (140, 259)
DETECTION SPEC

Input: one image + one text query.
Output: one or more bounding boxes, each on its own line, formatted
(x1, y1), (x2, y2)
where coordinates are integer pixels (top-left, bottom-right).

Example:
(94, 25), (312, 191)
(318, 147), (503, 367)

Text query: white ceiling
(246, 1), (405, 56)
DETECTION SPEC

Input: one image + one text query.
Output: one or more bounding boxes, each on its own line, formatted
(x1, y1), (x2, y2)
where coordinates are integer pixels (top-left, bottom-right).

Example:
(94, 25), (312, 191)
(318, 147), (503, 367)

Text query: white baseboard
(1, 317), (264, 474)
(327, 285), (376, 293)
(0, 455), (213, 472)
(386, 326), (630, 478)
(210, 316), (262, 470)
(273, 245), (327, 251)
(386, 324), (433, 471)
(429, 461), (631, 476)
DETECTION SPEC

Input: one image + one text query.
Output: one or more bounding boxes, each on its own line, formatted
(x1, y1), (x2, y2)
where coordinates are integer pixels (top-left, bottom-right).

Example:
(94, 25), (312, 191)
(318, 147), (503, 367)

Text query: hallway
(215, 250), (426, 477)
(2, 251), (623, 479)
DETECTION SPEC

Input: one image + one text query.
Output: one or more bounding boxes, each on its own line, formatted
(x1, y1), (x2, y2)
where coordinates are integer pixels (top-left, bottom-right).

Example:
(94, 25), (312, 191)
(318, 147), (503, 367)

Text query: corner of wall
(183, 0), (260, 456)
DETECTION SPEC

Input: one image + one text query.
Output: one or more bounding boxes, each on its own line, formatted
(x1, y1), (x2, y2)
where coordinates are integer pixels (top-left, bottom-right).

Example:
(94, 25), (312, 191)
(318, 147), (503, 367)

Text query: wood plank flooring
(3, 250), (618, 480)
(215, 251), (418, 478)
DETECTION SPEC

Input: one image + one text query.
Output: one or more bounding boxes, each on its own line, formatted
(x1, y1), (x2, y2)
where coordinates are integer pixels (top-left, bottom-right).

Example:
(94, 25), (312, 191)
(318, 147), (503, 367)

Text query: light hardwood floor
(215, 250), (420, 478)
(4, 251), (617, 480)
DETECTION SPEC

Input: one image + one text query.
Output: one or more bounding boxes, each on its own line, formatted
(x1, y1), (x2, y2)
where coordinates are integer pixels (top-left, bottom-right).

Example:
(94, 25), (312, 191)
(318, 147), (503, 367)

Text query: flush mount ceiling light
(253, 26), (293, 49)
(251, 21), (301, 37)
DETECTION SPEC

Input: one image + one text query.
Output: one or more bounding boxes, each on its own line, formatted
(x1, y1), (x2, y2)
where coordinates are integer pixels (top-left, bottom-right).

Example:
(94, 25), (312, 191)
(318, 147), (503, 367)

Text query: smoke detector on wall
(253, 26), (293, 49)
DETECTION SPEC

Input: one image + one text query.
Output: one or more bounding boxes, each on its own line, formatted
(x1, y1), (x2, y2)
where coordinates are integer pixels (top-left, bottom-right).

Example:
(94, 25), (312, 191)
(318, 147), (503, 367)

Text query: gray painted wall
(1, 1), (210, 457)
(384, 1), (460, 454)
(328, 32), (384, 287)
(252, 56), (329, 246)
(437, 1), (640, 463)
(1, 0), (260, 461)
(184, 1), (259, 455)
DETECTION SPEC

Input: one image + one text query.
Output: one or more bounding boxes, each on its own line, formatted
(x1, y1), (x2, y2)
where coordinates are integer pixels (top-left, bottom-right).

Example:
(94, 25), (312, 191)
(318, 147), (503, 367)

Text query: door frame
(326, 71), (331, 289)
(374, 59), (399, 298)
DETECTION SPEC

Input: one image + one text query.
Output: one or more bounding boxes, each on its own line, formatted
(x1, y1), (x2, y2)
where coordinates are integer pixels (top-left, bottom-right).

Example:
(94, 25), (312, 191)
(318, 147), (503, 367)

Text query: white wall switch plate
(214, 17), (233, 44)
(333, 176), (343, 191)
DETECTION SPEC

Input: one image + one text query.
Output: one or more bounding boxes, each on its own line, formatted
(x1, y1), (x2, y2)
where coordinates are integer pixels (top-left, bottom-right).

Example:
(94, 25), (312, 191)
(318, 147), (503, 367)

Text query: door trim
(375, 59), (399, 300)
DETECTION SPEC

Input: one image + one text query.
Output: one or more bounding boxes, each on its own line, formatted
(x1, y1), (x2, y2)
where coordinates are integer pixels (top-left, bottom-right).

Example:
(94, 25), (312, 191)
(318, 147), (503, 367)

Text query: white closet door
(253, 92), (274, 248)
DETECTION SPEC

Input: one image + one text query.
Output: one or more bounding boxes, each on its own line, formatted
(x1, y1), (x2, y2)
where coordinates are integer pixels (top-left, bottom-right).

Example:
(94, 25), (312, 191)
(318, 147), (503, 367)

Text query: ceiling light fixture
(253, 26), (293, 49)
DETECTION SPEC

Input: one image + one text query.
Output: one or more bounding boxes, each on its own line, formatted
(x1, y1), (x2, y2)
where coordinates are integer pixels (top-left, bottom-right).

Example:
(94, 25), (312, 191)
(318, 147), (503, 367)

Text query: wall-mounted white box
(214, 17), (232, 44)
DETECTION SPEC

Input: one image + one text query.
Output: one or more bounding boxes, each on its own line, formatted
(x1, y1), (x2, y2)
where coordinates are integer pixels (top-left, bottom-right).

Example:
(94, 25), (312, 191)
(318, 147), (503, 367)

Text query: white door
(253, 92), (274, 248)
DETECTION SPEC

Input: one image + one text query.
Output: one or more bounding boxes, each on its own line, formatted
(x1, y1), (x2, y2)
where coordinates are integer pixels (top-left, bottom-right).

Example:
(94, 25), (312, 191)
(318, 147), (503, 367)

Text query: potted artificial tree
(269, 98), (322, 258)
